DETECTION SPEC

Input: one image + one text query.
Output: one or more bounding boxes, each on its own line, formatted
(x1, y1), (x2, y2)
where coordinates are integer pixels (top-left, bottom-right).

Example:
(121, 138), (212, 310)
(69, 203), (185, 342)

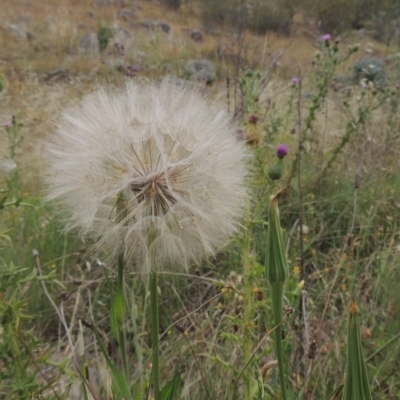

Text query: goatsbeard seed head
(45, 79), (249, 275)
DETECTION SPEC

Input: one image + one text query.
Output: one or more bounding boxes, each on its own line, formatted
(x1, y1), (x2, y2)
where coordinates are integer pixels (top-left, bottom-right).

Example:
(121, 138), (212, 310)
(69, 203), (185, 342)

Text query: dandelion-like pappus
(45, 79), (248, 274)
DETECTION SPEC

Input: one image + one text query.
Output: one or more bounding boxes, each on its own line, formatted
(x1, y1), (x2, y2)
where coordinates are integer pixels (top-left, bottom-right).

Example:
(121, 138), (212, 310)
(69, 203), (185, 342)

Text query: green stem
(130, 285), (144, 388)
(270, 283), (287, 400)
(150, 272), (161, 399)
(242, 213), (252, 400)
(117, 253), (129, 380)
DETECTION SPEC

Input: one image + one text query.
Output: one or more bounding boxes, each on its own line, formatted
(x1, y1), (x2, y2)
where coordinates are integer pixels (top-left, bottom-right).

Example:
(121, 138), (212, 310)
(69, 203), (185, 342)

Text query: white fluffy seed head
(45, 79), (249, 275)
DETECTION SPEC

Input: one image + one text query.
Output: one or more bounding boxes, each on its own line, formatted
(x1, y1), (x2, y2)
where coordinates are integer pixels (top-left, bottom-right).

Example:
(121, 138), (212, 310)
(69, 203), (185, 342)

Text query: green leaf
(0, 195), (7, 209)
(91, 319), (132, 400)
(265, 189), (289, 400)
(132, 366), (152, 400)
(160, 372), (181, 400)
(110, 296), (121, 343)
(114, 284), (127, 324)
(342, 301), (373, 400)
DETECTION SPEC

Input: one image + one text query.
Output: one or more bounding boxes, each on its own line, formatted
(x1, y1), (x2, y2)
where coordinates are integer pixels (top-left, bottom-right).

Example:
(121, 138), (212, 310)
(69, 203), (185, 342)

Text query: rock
(158, 22), (170, 33)
(104, 58), (125, 72)
(130, 2), (141, 11)
(190, 30), (203, 42)
(136, 19), (170, 33)
(6, 23), (33, 40)
(44, 67), (70, 84)
(79, 33), (100, 55)
(185, 59), (216, 84)
(42, 17), (59, 35)
(113, 26), (132, 44)
(137, 50), (146, 60)
(116, 10), (136, 21)
(96, 0), (113, 5)
(18, 14), (31, 26)
(107, 27), (132, 54)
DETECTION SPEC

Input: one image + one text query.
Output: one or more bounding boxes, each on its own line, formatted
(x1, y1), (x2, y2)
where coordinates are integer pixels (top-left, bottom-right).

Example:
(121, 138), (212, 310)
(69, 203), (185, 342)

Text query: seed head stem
(150, 272), (161, 399)
(117, 252), (129, 381)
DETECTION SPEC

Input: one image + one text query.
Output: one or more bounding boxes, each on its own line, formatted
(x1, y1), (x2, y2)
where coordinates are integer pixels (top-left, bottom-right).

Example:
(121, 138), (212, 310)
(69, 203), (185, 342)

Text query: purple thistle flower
(291, 77), (300, 85)
(276, 144), (289, 158)
(321, 34), (331, 42)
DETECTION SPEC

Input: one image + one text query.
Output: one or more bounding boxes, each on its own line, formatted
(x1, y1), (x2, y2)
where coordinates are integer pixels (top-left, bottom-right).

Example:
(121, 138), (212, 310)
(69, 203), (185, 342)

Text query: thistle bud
(267, 159), (284, 181)
(265, 190), (289, 285)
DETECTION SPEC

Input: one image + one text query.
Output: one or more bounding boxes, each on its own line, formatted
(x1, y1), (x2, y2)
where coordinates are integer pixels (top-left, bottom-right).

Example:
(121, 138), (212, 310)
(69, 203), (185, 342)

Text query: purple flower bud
(276, 144), (289, 158)
(247, 113), (258, 124)
(321, 34), (331, 42)
(291, 77), (300, 85)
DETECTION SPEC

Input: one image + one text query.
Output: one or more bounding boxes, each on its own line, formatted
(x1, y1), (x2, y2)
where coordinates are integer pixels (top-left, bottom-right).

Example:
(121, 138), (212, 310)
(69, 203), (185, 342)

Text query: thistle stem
(150, 272), (161, 399)
(117, 253), (129, 380)
(270, 283), (287, 400)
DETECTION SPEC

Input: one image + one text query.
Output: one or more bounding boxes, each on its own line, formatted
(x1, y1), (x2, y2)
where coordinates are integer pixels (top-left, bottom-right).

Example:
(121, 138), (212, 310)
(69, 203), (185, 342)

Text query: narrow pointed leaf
(342, 301), (373, 400)
(160, 373), (181, 400)
(265, 188), (289, 400)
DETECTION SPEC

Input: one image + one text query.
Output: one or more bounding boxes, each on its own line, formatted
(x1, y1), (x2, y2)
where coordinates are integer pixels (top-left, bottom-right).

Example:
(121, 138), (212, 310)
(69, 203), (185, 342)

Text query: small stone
(79, 33), (100, 55)
(116, 10), (135, 21)
(104, 58), (125, 72)
(158, 22), (170, 33)
(136, 19), (170, 33)
(44, 67), (70, 84)
(6, 23), (32, 40)
(185, 59), (216, 84)
(190, 30), (202, 42)
(96, 0), (113, 5)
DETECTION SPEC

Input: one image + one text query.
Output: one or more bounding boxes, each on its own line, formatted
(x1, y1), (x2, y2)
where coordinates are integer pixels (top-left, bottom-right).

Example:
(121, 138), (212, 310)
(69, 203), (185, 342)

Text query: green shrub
(201, 0), (248, 31)
(97, 26), (114, 53)
(353, 58), (385, 85)
(0, 74), (4, 92)
(248, 0), (294, 35)
(201, 0), (293, 34)
(161, 0), (180, 10)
